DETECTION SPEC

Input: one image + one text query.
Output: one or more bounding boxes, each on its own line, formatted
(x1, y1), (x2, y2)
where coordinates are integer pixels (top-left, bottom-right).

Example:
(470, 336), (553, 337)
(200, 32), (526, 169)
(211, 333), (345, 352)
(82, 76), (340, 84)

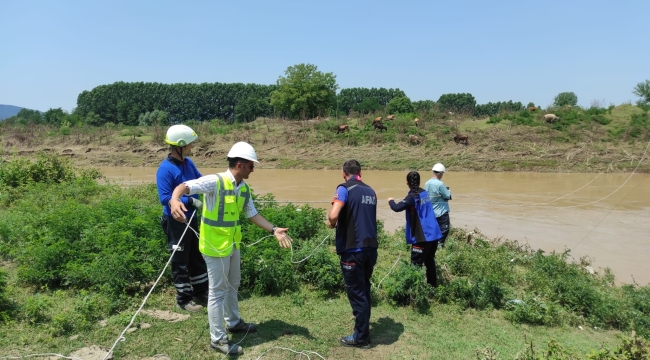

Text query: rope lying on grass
(101, 211), (198, 360)
(100, 210), (331, 360)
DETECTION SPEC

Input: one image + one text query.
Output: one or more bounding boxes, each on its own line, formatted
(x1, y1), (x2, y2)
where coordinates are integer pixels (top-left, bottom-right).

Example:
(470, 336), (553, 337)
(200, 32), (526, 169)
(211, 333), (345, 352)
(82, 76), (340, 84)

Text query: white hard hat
(165, 125), (197, 147)
(432, 163), (446, 173)
(227, 142), (259, 163)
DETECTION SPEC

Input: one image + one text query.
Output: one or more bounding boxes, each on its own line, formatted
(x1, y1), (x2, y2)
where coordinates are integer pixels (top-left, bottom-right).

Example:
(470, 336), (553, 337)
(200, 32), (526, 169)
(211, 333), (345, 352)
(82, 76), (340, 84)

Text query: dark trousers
(340, 248), (378, 343)
(436, 212), (450, 245)
(161, 215), (209, 305)
(411, 241), (438, 287)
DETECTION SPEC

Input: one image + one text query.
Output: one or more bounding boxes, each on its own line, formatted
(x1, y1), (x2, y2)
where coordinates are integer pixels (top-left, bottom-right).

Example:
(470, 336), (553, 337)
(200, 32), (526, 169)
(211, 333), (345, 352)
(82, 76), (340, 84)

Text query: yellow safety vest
(199, 172), (251, 257)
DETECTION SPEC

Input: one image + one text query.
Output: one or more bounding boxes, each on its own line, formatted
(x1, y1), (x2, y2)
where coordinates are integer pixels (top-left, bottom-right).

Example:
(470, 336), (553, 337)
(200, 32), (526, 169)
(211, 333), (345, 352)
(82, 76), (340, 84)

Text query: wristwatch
(271, 225), (277, 235)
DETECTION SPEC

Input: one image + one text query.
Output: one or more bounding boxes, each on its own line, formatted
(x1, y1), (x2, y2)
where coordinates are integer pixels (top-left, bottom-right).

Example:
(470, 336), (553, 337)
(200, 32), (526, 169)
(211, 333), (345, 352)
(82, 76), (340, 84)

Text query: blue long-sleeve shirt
(424, 177), (451, 218)
(156, 155), (202, 217)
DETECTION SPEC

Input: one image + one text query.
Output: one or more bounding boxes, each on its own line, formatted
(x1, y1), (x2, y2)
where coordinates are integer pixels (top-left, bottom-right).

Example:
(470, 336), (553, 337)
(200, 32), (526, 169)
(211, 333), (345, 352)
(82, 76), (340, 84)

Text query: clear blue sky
(1, 0), (648, 112)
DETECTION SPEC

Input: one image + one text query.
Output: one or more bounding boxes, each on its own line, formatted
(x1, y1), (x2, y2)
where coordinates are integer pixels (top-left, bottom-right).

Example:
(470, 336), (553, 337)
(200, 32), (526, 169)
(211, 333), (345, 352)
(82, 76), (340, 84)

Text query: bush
(412, 100), (436, 113)
(239, 194), (327, 295)
(0, 154), (101, 188)
(438, 93), (476, 114)
(242, 247), (299, 296)
(353, 98), (382, 114)
(382, 262), (434, 310)
(7, 181), (168, 297)
(23, 294), (51, 325)
(435, 277), (506, 310)
(0, 269), (11, 322)
(475, 101), (523, 117)
(138, 110), (169, 126)
(386, 96), (414, 114)
(505, 296), (564, 326)
(293, 235), (342, 295)
(553, 92), (578, 107)
(629, 112), (649, 138)
(59, 126), (71, 135)
(487, 116), (502, 124)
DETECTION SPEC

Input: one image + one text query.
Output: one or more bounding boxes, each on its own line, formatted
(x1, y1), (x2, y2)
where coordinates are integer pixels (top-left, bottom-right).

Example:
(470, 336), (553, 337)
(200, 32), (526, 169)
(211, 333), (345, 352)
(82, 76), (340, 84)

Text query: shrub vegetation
(1, 156), (649, 340)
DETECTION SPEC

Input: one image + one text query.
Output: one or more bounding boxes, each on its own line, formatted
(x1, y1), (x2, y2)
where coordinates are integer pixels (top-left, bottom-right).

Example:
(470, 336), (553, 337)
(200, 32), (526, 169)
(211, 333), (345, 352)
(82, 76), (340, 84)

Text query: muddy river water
(100, 167), (650, 285)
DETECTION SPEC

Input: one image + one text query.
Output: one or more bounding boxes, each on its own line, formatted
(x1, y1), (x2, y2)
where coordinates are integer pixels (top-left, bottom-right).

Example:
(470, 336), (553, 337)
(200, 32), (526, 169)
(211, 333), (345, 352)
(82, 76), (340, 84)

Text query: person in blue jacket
(156, 124), (208, 312)
(388, 171), (443, 287)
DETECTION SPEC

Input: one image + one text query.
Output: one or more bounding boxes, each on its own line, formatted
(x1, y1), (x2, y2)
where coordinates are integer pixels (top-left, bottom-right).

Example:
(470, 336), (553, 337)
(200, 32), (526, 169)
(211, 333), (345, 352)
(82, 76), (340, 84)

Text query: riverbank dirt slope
(1, 106), (648, 172)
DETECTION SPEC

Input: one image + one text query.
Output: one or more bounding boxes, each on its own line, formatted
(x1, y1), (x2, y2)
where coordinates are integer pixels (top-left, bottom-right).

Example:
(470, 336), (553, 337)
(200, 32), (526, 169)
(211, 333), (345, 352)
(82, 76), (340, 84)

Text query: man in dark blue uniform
(327, 159), (378, 349)
(156, 125), (209, 312)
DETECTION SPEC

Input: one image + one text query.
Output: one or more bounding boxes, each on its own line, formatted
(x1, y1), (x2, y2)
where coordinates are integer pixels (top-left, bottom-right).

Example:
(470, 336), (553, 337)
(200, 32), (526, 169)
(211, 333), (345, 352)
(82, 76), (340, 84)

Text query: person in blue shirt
(327, 159), (378, 349)
(388, 171), (443, 287)
(424, 163), (452, 248)
(156, 125), (208, 312)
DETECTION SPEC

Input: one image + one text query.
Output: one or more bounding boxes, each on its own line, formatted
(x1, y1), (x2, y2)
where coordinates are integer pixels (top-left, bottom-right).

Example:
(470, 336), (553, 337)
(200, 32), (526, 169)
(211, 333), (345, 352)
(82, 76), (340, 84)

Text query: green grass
(604, 104), (644, 130)
(0, 255), (622, 360)
(2, 156), (650, 359)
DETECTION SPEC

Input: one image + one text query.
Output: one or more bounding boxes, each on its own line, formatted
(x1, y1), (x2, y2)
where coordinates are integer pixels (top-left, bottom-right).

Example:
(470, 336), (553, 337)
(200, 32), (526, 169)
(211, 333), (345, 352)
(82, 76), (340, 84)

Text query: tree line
(3, 63), (649, 126)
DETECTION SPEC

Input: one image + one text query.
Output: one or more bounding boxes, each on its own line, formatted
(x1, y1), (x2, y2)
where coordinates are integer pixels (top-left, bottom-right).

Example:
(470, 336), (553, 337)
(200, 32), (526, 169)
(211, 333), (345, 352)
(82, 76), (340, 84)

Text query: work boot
(210, 339), (243, 355)
(226, 319), (258, 334)
(177, 300), (203, 313)
(194, 292), (209, 306)
(339, 334), (370, 349)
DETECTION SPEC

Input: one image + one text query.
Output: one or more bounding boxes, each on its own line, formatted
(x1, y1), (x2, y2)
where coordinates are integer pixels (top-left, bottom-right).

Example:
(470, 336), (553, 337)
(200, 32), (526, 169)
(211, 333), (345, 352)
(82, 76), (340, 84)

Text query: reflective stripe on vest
(199, 173), (250, 257)
(200, 174), (244, 227)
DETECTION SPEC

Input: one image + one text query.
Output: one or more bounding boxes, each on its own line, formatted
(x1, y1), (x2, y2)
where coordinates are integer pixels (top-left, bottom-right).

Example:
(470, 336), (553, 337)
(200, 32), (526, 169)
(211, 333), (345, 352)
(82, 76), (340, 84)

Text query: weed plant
(0, 269), (11, 322)
(1, 157), (650, 339)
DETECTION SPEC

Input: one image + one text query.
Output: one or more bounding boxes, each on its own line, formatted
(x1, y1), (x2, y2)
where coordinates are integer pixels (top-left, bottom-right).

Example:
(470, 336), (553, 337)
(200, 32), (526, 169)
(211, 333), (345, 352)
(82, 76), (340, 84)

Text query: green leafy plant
(438, 93), (477, 114)
(386, 96), (414, 114)
(553, 92), (578, 107)
(270, 63), (339, 119)
(382, 262), (434, 310)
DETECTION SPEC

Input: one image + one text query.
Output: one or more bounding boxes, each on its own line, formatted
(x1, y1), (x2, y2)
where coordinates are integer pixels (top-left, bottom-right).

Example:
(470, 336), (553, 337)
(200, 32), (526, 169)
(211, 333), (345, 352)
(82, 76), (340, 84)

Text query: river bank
(1, 107), (649, 173)
(2, 156), (650, 359)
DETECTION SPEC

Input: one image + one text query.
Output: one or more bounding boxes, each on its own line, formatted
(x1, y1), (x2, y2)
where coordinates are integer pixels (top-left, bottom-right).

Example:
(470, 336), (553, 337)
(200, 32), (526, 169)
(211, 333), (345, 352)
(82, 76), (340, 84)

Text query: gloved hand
(188, 197), (203, 209)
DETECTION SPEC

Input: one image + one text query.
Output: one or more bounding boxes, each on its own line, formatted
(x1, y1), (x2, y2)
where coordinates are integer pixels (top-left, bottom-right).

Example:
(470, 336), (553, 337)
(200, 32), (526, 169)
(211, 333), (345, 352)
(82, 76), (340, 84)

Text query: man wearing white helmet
(169, 141), (294, 356)
(156, 125), (209, 313)
(424, 163), (452, 248)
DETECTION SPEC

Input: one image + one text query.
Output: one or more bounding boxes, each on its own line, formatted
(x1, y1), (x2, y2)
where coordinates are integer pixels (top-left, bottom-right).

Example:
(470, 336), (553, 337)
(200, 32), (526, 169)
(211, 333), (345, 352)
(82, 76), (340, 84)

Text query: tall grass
(1, 156), (649, 339)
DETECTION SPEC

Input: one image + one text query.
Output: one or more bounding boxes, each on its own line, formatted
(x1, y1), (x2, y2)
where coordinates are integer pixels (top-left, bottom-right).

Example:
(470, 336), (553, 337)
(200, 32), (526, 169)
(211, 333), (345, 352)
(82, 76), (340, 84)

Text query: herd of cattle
(334, 115), (470, 146)
(332, 106), (569, 145)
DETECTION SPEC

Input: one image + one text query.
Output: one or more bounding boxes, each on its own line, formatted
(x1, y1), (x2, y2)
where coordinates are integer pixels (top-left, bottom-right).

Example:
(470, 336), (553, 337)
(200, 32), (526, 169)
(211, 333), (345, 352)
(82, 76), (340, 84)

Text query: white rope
(182, 224), (332, 264)
(452, 172), (603, 207)
(555, 139), (649, 209)
(101, 211), (197, 360)
(182, 222), (331, 359)
(373, 254), (402, 289)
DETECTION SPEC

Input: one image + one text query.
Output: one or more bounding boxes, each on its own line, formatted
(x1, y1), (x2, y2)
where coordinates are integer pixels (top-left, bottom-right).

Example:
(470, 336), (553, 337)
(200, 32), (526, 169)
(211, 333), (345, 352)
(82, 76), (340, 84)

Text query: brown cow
(408, 134), (422, 145)
(544, 114), (560, 123)
(373, 116), (382, 124)
(566, 105), (572, 111)
(336, 125), (349, 134)
(528, 106), (537, 111)
(373, 122), (387, 132)
(414, 118), (420, 127)
(386, 115), (396, 120)
(454, 134), (469, 145)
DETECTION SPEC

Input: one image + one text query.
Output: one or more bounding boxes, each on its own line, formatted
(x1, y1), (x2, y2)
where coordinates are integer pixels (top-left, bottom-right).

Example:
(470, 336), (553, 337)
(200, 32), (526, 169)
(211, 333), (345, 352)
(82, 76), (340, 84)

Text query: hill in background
(0, 105), (25, 120)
